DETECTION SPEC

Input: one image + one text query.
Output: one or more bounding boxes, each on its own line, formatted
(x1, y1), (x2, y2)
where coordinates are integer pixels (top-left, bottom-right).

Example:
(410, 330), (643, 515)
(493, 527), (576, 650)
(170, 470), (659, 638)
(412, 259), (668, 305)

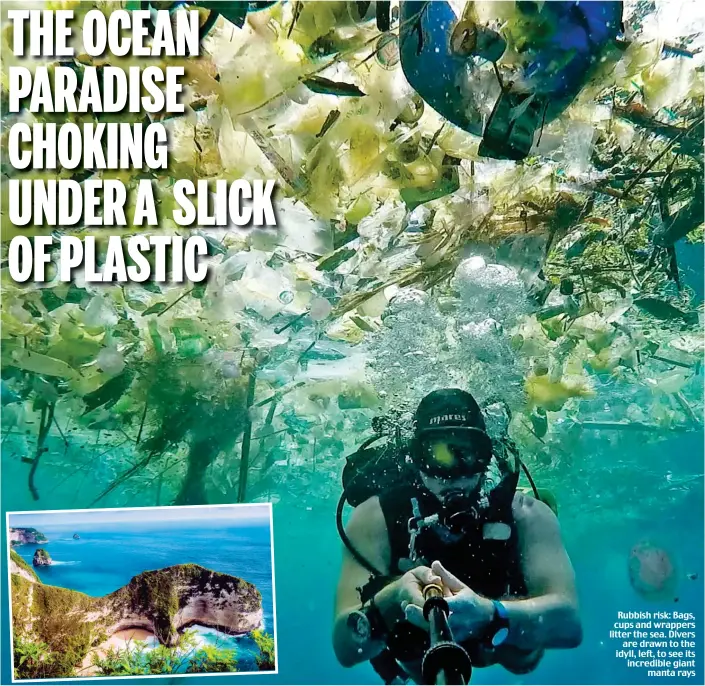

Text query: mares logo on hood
(428, 413), (473, 426)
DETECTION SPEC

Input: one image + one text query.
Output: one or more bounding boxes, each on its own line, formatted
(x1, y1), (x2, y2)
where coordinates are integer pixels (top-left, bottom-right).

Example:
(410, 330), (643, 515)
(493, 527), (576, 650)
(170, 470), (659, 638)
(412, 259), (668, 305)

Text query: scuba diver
(333, 388), (582, 684)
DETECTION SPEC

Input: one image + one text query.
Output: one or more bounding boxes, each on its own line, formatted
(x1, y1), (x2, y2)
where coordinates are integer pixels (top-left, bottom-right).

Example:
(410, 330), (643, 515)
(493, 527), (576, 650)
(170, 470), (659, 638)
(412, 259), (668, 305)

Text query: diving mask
(413, 429), (492, 480)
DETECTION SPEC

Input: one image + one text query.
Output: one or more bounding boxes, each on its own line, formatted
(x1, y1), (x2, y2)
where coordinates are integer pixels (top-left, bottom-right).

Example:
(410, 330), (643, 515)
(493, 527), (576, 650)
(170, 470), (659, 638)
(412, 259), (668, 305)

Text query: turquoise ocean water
(1, 224), (703, 686)
(9, 518), (274, 673)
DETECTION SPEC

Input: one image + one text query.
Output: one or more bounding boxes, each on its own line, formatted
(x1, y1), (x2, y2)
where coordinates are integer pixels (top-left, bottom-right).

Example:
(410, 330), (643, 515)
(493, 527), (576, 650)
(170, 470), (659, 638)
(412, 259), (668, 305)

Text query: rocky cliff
(33, 548), (52, 566)
(10, 551), (39, 583)
(104, 564), (263, 645)
(11, 563), (263, 673)
(9, 527), (48, 546)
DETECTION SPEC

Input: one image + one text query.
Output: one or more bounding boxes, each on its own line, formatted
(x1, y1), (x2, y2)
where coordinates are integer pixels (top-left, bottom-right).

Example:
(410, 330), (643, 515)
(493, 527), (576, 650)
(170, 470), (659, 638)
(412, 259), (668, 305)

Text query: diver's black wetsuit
(369, 484), (528, 681)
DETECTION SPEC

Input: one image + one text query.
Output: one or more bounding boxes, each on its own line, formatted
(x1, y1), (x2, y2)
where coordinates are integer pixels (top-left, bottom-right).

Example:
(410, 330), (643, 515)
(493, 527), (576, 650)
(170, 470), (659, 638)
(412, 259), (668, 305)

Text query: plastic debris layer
(0, 0), (702, 530)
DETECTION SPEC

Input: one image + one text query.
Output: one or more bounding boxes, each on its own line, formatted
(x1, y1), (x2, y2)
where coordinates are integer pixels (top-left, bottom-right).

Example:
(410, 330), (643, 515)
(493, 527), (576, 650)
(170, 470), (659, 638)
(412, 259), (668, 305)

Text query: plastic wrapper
(97, 347), (126, 376)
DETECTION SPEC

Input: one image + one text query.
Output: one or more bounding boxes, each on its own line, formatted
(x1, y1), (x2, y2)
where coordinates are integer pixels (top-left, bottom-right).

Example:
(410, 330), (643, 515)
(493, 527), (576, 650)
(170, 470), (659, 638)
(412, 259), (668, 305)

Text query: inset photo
(8, 503), (276, 681)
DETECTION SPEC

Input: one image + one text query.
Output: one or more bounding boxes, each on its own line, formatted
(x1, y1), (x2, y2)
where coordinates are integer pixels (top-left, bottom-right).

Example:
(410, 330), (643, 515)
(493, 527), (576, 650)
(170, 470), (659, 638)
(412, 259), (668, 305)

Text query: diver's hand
(375, 566), (442, 626)
(396, 565), (444, 610)
(404, 561), (494, 642)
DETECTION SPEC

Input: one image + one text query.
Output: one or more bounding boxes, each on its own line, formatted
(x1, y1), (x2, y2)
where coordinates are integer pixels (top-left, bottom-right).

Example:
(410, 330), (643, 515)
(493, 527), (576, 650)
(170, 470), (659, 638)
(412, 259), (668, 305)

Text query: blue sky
(8, 504), (271, 529)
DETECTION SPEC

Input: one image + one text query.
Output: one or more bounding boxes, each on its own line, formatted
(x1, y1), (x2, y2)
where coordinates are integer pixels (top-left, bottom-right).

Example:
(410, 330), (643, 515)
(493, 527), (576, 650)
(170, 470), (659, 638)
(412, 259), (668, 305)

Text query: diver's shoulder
(347, 496), (388, 536)
(352, 494), (384, 517)
(511, 491), (557, 524)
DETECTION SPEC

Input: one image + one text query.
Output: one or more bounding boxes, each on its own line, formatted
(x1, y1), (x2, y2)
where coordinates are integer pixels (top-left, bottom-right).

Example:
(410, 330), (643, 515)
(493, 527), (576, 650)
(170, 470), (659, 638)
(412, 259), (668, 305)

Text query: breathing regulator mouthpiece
(441, 491), (481, 535)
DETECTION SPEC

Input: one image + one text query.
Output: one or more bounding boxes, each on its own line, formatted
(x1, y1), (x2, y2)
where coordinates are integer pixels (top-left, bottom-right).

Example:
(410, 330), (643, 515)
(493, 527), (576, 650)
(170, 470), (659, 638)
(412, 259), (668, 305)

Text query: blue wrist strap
(493, 600), (509, 619)
(489, 600), (510, 647)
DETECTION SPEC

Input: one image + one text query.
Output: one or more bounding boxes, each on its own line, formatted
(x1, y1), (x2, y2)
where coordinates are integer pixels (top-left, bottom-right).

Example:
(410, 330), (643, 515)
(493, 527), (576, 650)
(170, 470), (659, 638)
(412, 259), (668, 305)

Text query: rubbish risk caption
(610, 611), (698, 679)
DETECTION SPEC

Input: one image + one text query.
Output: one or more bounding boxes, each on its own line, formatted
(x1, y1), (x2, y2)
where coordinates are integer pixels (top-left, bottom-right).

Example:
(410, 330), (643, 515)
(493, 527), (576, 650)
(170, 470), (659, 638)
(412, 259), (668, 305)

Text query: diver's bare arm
(477, 644), (545, 675)
(332, 497), (400, 668)
(495, 494), (582, 653)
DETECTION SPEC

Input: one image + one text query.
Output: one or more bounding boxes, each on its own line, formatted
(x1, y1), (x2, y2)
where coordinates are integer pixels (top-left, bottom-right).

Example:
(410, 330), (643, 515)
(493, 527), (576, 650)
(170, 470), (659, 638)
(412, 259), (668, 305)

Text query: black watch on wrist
(484, 600), (510, 648)
(347, 598), (389, 645)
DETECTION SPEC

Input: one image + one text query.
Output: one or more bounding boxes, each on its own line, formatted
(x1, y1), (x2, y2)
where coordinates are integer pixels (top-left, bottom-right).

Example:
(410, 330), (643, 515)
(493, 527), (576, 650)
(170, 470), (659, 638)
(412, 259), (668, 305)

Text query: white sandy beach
(78, 628), (157, 677)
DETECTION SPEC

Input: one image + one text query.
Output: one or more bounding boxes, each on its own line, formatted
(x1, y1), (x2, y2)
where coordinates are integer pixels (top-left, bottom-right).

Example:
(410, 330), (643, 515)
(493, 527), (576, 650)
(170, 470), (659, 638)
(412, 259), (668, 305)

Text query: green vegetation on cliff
(11, 575), (104, 680)
(185, 646), (240, 674)
(90, 629), (243, 676)
(10, 550), (39, 582)
(251, 628), (276, 671)
(89, 628), (276, 677)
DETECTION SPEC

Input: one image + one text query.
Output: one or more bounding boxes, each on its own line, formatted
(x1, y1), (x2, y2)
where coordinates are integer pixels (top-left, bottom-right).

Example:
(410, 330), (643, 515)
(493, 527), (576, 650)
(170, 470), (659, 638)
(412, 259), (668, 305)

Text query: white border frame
(6, 502), (279, 683)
